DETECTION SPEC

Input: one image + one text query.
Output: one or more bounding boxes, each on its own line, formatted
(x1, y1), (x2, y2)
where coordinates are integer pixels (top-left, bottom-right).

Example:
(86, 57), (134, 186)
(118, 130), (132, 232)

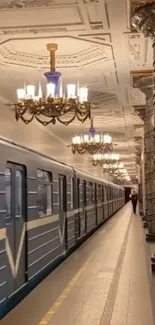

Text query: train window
(89, 182), (93, 204)
(5, 168), (12, 219)
(102, 186), (104, 201)
(98, 184), (102, 202)
(59, 175), (66, 212)
(37, 169), (52, 217)
(71, 177), (74, 210)
(82, 180), (86, 206)
(5, 163), (26, 221)
(77, 178), (80, 209)
(16, 170), (23, 218)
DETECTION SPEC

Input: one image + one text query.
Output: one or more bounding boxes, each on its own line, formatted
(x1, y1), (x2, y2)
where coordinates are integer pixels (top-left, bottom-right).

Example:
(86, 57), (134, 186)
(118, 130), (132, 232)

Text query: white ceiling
(0, 0), (149, 182)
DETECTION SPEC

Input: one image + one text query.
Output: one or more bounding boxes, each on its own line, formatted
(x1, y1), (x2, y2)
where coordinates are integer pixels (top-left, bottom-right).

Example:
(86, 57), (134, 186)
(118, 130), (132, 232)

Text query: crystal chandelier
(9, 43), (91, 126)
(71, 118), (113, 155)
(103, 162), (124, 175)
(92, 152), (120, 167)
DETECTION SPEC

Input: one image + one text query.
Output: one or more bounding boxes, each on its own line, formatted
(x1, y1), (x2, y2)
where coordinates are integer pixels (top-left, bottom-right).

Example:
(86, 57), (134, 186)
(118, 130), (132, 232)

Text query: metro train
(0, 137), (125, 318)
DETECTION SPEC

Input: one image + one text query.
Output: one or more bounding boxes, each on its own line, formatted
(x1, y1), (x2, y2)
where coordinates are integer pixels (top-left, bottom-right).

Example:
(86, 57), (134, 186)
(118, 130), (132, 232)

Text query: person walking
(131, 190), (138, 214)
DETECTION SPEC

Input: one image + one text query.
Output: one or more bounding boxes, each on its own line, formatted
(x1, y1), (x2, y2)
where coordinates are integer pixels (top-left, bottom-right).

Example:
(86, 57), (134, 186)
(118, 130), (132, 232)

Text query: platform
(1, 203), (154, 325)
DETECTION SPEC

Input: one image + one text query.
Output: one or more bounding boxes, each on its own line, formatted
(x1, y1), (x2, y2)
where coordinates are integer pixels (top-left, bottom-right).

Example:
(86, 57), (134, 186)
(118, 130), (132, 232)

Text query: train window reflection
(5, 168), (12, 219)
(37, 169), (52, 217)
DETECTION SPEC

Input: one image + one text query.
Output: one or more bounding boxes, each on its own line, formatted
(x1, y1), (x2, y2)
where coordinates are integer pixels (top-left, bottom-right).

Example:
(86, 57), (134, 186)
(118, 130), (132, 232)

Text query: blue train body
(0, 137), (125, 318)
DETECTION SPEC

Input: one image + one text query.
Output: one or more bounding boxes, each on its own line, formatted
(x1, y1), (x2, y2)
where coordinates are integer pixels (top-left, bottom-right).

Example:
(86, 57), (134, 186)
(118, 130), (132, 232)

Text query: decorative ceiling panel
(0, 0), (147, 179)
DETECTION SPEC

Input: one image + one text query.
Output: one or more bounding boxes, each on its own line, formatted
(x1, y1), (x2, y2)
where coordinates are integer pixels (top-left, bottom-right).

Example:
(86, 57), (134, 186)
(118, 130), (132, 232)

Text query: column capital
(133, 105), (146, 121)
(131, 2), (155, 39)
(131, 70), (153, 98)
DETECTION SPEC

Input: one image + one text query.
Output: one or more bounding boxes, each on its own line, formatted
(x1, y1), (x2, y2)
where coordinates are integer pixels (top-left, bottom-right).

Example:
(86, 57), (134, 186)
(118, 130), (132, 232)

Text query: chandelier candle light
(9, 43), (91, 126)
(71, 118), (113, 155)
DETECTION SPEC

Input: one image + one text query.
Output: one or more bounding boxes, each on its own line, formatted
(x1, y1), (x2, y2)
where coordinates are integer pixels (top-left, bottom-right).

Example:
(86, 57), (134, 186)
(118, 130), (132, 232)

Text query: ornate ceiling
(0, 0), (151, 182)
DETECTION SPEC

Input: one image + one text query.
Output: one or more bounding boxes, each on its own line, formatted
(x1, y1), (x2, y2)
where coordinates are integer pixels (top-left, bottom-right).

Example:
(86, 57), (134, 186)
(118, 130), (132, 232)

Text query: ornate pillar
(131, 3), (155, 270)
(141, 131), (146, 217)
(132, 76), (155, 237)
(133, 133), (144, 215)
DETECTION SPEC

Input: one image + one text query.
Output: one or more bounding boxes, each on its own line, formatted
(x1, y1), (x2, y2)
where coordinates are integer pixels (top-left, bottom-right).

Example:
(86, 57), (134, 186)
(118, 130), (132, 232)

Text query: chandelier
(115, 170), (131, 183)
(92, 153), (120, 167)
(103, 162), (124, 175)
(71, 118), (113, 155)
(8, 43), (91, 126)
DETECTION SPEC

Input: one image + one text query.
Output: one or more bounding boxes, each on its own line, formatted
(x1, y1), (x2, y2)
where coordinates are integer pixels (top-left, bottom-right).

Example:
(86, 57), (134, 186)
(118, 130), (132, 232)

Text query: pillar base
(146, 233), (155, 242)
(143, 221), (148, 228)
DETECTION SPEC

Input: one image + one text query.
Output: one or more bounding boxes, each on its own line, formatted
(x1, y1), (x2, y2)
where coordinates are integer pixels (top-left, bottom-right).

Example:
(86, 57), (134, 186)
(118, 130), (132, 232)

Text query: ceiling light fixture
(71, 118), (113, 155)
(103, 162), (124, 175)
(114, 168), (131, 182)
(8, 43), (91, 126)
(92, 152), (120, 167)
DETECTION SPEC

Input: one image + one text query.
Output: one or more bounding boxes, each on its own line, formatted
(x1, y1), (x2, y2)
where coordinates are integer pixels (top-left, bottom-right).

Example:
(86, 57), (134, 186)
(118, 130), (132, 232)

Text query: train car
(0, 137), (125, 319)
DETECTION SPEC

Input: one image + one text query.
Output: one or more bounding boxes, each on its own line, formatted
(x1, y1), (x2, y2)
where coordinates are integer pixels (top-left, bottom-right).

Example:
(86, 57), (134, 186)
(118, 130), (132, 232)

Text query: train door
(5, 163), (27, 296)
(59, 175), (67, 253)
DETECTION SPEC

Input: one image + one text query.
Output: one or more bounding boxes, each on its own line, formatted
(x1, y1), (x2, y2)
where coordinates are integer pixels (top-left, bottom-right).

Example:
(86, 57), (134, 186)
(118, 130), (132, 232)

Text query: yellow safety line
(38, 253), (93, 325)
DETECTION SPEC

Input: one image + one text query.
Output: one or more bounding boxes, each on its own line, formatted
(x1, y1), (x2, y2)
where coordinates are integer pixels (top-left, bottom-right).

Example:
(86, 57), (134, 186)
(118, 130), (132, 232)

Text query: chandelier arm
(18, 113), (35, 124)
(56, 113), (76, 126)
(15, 104), (28, 120)
(59, 102), (77, 115)
(35, 114), (56, 126)
(88, 149), (99, 155)
(71, 145), (86, 155)
(98, 147), (105, 153)
(86, 144), (100, 155)
(38, 102), (65, 118)
(76, 111), (91, 123)
(76, 147), (86, 154)
(76, 103), (91, 117)
(15, 105), (35, 124)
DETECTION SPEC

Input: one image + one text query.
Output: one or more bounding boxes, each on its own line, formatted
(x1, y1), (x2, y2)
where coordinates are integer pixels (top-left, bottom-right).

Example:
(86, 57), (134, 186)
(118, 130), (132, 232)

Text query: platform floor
(1, 203), (154, 325)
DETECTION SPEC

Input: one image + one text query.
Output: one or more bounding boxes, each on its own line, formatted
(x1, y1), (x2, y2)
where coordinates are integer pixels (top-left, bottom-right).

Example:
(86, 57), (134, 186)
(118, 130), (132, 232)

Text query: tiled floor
(1, 203), (153, 325)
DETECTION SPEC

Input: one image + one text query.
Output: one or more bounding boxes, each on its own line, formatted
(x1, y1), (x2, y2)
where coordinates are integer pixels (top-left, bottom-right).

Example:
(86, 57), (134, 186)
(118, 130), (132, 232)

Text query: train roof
(74, 167), (124, 189)
(0, 136), (124, 189)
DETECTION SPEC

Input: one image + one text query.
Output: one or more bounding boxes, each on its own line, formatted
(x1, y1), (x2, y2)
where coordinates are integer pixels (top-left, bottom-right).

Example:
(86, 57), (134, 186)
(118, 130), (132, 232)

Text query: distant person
(131, 190), (138, 214)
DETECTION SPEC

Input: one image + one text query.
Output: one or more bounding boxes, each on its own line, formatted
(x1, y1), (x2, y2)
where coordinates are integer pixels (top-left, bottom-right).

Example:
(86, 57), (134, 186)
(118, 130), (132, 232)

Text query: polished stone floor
(1, 203), (153, 325)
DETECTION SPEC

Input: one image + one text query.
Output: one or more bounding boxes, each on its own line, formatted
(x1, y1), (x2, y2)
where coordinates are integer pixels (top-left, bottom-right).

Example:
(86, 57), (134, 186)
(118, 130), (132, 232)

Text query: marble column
(133, 77), (155, 239)
(141, 132), (146, 218)
(137, 132), (145, 217)
(131, 3), (155, 270)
